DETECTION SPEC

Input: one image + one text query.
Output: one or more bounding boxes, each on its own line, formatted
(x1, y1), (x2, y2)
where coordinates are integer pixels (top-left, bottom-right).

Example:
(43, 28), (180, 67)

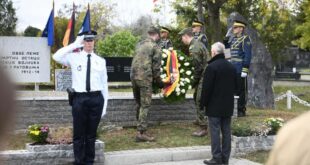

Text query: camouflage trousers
(193, 78), (208, 128)
(131, 80), (152, 132)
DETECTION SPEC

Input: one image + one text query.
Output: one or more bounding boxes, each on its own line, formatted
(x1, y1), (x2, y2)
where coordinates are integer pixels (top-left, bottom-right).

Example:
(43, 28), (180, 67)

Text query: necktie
(86, 54), (91, 92)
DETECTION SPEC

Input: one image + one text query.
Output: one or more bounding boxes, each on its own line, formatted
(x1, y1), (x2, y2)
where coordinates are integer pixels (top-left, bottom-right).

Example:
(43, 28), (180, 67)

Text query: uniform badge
(77, 65), (82, 71)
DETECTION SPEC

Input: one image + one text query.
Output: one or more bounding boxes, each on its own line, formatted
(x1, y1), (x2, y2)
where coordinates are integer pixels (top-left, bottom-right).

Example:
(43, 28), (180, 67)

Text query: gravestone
(227, 12), (274, 109)
(55, 69), (72, 91)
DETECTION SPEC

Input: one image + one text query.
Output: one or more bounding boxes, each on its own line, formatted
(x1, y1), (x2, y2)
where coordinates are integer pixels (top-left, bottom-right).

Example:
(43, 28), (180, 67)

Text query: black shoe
(222, 160), (229, 165)
(237, 111), (246, 117)
(203, 158), (223, 165)
(222, 157), (229, 165)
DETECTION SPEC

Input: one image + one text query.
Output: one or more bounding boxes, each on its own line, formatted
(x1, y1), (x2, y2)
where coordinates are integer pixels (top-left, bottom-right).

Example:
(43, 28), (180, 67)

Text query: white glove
(241, 72), (247, 78)
(73, 35), (84, 48)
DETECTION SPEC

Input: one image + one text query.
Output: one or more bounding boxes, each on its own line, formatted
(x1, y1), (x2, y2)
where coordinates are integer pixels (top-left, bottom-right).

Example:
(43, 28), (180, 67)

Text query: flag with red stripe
(63, 3), (76, 46)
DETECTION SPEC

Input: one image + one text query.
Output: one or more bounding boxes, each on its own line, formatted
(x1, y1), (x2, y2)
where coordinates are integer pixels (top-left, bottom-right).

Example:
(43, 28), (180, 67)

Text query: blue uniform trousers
(72, 91), (104, 165)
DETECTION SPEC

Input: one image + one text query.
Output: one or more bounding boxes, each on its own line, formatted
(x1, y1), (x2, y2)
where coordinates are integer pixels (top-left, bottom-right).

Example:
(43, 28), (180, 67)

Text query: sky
(11, 0), (176, 32)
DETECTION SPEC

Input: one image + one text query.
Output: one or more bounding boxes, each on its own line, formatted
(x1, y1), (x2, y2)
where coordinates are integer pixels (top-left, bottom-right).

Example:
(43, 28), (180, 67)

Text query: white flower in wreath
(176, 92), (181, 96)
(185, 78), (190, 83)
(175, 87), (181, 92)
(184, 62), (190, 66)
(160, 74), (166, 79)
(191, 76), (194, 79)
(179, 56), (184, 61)
(161, 60), (165, 65)
(180, 81), (184, 86)
(191, 67), (194, 70)
(181, 89), (186, 94)
(160, 68), (163, 72)
(178, 63), (181, 67)
(180, 69), (184, 73)
(186, 71), (192, 75)
(162, 53), (168, 59)
(188, 85), (192, 90)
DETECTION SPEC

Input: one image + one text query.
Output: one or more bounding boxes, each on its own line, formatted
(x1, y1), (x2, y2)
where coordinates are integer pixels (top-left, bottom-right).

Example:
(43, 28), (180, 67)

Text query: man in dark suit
(200, 42), (238, 165)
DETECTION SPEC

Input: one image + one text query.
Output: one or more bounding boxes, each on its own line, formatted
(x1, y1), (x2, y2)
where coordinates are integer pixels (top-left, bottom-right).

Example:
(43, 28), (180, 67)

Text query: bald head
(211, 42), (225, 57)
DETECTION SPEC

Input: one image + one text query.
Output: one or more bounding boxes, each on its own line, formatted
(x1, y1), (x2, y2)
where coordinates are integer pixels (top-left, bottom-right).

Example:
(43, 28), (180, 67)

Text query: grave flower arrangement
(28, 124), (49, 144)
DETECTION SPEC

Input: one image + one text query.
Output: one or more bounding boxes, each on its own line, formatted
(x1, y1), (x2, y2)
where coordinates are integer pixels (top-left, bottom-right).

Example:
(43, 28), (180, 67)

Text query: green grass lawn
(98, 123), (210, 152)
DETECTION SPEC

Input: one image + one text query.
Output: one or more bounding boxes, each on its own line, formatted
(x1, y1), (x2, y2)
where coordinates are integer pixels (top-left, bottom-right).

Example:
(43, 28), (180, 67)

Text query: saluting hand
(73, 35), (84, 48)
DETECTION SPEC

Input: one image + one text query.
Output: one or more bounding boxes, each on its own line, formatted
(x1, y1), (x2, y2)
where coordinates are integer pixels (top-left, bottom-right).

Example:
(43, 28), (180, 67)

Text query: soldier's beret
(178, 27), (193, 36)
(78, 30), (97, 41)
(160, 26), (171, 33)
(147, 26), (160, 35)
(192, 20), (204, 27)
(233, 20), (246, 27)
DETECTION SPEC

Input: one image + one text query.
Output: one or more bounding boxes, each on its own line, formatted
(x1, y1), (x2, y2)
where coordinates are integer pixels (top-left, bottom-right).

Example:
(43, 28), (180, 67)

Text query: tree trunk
(205, 0), (227, 42)
(197, 0), (206, 33)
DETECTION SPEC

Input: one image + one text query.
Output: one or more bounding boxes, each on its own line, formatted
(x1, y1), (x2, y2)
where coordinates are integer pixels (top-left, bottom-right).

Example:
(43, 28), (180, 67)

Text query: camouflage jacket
(189, 39), (210, 87)
(130, 38), (162, 84)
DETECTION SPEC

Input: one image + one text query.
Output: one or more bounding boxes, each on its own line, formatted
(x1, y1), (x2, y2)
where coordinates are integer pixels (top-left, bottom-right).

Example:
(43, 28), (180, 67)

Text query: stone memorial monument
(55, 69), (72, 91)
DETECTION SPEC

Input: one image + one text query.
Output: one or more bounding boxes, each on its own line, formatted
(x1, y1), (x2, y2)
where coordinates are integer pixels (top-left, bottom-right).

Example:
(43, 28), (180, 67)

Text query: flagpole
(52, 0), (55, 90)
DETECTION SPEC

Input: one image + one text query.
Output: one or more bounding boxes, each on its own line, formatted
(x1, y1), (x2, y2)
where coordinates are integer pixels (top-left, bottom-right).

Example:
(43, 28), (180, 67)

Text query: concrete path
(104, 146), (262, 165)
(139, 158), (262, 165)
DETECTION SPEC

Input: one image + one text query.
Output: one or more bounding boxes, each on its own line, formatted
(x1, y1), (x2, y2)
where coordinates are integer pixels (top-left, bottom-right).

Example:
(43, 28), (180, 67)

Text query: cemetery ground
(3, 84), (310, 164)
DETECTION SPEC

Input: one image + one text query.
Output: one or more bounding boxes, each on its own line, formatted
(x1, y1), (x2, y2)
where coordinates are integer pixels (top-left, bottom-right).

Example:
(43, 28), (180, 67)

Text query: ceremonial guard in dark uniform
(224, 21), (252, 117)
(159, 26), (173, 49)
(53, 30), (108, 165)
(192, 20), (208, 48)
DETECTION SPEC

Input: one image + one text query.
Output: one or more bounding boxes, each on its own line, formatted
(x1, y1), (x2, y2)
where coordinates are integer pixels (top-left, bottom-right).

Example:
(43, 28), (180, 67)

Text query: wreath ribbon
(162, 50), (180, 96)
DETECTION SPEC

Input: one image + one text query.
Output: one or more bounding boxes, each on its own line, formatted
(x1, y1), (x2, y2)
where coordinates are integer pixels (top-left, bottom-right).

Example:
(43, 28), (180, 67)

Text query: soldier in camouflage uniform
(192, 20), (208, 48)
(179, 28), (210, 137)
(130, 26), (164, 142)
(159, 26), (173, 50)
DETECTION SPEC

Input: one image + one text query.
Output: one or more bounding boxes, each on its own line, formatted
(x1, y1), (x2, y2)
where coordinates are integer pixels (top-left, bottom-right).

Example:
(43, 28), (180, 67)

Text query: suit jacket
(200, 53), (238, 117)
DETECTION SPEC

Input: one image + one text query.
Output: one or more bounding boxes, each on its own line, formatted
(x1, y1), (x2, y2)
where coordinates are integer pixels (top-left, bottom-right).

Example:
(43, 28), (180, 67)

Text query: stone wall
(15, 97), (196, 130)
(0, 140), (104, 165)
(232, 135), (275, 156)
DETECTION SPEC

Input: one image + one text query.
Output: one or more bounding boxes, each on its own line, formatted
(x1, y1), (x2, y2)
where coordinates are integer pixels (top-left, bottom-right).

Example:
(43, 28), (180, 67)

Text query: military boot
(192, 126), (208, 137)
(237, 111), (246, 117)
(135, 131), (155, 142)
(192, 120), (200, 126)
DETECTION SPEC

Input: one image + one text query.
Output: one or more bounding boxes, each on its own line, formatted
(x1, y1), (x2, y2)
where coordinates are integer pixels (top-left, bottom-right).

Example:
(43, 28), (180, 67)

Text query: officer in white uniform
(53, 30), (108, 165)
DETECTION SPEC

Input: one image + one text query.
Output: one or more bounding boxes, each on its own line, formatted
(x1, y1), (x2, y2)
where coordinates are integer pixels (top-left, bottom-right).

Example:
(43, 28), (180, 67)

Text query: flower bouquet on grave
(27, 124), (49, 144)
